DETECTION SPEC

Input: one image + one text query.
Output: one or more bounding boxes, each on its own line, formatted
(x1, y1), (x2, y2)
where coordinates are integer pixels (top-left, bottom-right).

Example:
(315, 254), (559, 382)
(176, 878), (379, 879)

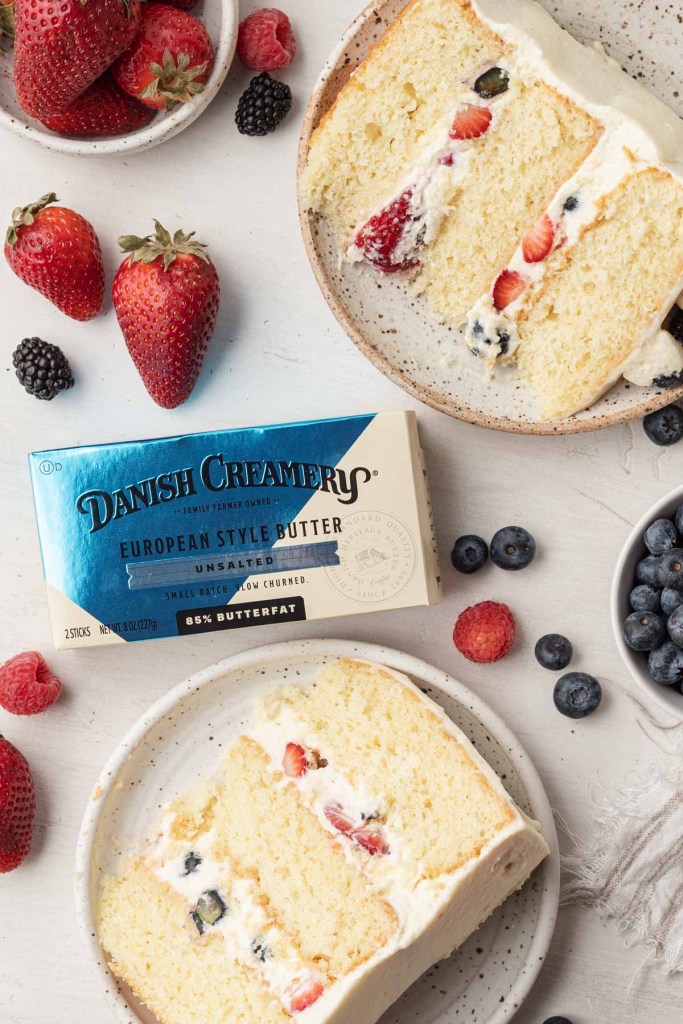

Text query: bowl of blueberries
(612, 487), (683, 720)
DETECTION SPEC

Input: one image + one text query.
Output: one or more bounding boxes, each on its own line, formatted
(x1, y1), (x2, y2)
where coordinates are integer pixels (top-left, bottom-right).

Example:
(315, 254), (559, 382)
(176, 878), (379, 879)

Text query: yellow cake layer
(517, 168), (683, 419)
(260, 659), (515, 880)
(301, 0), (509, 240)
(212, 736), (398, 978)
(417, 79), (600, 323)
(98, 859), (291, 1024)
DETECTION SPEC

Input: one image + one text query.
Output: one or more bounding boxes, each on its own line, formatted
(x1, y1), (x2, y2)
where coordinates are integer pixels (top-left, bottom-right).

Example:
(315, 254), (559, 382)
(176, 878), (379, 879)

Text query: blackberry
(12, 337), (74, 401)
(235, 72), (292, 136)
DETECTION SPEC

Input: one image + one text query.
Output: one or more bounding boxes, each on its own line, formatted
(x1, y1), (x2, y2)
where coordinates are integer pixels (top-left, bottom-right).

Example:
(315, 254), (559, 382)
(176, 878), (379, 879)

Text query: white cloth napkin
(562, 743), (683, 972)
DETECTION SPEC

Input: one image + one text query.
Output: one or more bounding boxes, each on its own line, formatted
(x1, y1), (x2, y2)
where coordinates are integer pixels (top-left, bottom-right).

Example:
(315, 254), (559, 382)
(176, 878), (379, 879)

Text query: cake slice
(301, 0), (683, 419)
(97, 659), (549, 1024)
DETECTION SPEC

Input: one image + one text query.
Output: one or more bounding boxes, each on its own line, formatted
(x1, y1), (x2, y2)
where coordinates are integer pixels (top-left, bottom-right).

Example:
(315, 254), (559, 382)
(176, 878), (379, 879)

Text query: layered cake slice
(97, 659), (548, 1024)
(300, 0), (683, 420)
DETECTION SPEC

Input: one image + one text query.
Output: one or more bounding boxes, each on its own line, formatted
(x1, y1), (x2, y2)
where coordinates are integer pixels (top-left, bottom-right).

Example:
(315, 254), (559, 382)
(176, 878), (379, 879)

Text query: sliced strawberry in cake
(493, 269), (527, 311)
(352, 189), (422, 273)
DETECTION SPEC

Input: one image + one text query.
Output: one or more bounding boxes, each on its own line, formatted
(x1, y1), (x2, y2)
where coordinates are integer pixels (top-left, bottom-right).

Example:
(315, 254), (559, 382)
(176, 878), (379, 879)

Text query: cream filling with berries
(346, 73), (518, 272)
(147, 818), (324, 1013)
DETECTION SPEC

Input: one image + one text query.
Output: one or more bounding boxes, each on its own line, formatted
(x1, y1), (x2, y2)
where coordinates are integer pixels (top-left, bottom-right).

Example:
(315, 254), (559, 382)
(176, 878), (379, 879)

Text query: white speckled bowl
(75, 639), (559, 1024)
(0, 0), (237, 156)
(297, 0), (683, 435)
(611, 487), (683, 722)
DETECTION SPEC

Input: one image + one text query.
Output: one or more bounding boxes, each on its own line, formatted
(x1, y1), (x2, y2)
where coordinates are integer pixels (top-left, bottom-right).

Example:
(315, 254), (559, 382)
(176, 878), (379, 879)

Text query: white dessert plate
(297, 0), (683, 435)
(0, 0), (237, 156)
(75, 638), (559, 1024)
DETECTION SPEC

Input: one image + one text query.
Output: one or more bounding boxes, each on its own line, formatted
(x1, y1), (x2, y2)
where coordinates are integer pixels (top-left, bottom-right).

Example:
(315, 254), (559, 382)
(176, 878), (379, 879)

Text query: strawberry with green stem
(13, 0), (141, 119)
(5, 193), (105, 321)
(113, 3), (213, 111)
(113, 220), (220, 409)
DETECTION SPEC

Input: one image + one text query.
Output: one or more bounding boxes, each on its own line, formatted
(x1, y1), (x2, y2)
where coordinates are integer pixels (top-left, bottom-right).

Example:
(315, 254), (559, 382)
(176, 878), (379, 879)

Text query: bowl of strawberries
(0, 0), (238, 154)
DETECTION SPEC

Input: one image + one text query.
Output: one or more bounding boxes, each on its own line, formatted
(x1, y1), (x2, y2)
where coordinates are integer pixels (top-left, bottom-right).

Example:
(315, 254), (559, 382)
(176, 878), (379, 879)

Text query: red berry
(288, 977), (324, 1013)
(353, 822), (390, 857)
(492, 269), (527, 311)
(0, 652), (62, 716)
(354, 189), (420, 273)
(0, 736), (35, 873)
(282, 742), (309, 778)
(453, 601), (516, 664)
(237, 8), (296, 72)
(324, 801), (355, 835)
(522, 214), (555, 263)
(450, 103), (492, 141)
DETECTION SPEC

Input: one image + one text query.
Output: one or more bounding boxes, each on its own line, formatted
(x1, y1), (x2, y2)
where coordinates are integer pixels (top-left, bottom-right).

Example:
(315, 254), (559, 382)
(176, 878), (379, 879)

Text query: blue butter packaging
(29, 412), (441, 649)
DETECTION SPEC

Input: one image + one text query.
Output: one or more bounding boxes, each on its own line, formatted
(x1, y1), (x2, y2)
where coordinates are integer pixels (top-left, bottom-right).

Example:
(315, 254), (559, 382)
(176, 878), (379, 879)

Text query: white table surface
(1, 2), (682, 1022)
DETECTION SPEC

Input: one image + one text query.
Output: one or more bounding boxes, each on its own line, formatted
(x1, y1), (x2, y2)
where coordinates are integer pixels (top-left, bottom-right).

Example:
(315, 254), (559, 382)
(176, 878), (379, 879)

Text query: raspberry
(237, 8), (296, 72)
(0, 652), (62, 715)
(453, 601), (516, 664)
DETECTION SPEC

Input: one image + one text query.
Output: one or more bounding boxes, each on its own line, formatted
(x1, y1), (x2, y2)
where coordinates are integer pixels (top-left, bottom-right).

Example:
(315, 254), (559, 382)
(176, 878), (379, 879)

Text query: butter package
(29, 412), (441, 649)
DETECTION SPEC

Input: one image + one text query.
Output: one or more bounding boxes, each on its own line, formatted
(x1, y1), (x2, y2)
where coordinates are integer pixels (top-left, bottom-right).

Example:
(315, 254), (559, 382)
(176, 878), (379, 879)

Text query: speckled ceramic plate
(297, 0), (683, 434)
(75, 638), (559, 1024)
(0, 0), (237, 156)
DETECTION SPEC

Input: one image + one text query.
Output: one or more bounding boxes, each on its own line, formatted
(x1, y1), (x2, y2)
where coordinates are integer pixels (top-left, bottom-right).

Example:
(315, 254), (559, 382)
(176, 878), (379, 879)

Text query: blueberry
(643, 404), (683, 446)
(182, 851), (202, 875)
(644, 518), (678, 555)
(629, 585), (662, 613)
(473, 66), (510, 98)
(192, 890), (227, 933)
(664, 304), (683, 343)
(451, 535), (489, 574)
(648, 641), (683, 686)
(490, 526), (536, 571)
(661, 588), (683, 616)
(553, 673), (602, 718)
(675, 504), (683, 535)
(535, 634), (573, 671)
(543, 1019), (573, 1024)
(251, 936), (272, 962)
(635, 554), (660, 586)
(622, 611), (666, 651)
(668, 604), (683, 647)
(657, 548), (683, 588)
(563, 196), (580, 212)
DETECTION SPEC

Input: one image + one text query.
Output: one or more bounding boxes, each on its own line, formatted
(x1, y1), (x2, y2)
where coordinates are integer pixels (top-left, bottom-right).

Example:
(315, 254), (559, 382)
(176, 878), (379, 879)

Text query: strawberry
(353, 822), (390, 857)
(0, 736), (35, 873)
(288, 978), (324, 1013)
(492, 269), (527, 311)
(324, 803), (389, 856)
(354, 189), (420, 273)
(40, 74), (155, 137)
(0, 0), (15, 42)
(5, 193), (105, 321)
(113, 220), (220, 409)
(0, 652), (62, 716)
(323, 801), (355, 836)
(113, 3), (214, 111)
(283, 742), (309, 778)
(522, 213), (555, 264)
(449, 103), (492, 141)
(13, 0), (141, 119)
(157, 0), (197, 8)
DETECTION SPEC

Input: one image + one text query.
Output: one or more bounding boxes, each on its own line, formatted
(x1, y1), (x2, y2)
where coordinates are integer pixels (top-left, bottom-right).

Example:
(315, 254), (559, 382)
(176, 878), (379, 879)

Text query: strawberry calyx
(118, 219), (210, 271)
(0, 1), (15, 40)
(5, 192), (58, 247)
(140, 49), (208, 111)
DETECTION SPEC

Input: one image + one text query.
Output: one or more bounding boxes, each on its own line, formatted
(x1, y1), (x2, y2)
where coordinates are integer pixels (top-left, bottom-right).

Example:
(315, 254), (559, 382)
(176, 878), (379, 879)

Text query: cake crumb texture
(98, 859), (291, 1024)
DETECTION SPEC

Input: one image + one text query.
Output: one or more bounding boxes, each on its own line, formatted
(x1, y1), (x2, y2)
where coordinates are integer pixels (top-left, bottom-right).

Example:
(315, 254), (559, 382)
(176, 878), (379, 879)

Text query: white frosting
(139, 661), (547, 1024)
(622, 329), (683, 387)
